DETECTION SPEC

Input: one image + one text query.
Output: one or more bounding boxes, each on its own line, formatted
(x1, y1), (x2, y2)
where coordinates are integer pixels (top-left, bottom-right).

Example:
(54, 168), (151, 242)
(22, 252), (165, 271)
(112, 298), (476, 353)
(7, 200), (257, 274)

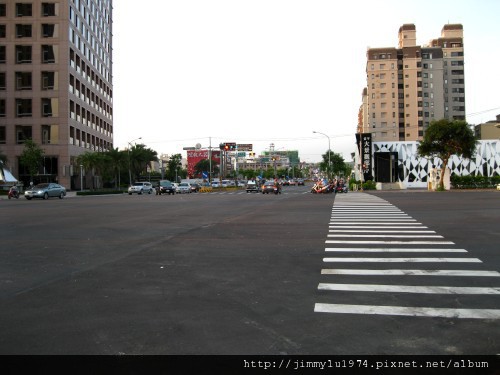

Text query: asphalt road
(0, 187), (499, 355)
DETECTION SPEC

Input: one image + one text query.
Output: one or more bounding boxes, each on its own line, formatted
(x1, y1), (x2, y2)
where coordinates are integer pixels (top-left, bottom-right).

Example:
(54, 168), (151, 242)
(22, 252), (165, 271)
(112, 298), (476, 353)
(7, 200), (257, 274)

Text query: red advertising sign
(187, 149), (220, 178)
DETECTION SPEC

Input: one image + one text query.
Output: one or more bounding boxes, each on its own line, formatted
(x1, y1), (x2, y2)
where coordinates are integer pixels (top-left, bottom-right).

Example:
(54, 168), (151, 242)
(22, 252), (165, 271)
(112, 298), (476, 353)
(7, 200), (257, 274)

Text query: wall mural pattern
(373, 140), (500, 187)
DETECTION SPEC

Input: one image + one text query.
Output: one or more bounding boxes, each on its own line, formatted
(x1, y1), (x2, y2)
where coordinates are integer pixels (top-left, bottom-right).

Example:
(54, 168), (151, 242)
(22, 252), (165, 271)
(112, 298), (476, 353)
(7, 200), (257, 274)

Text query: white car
(211, 181), (220, 188)
(497, 183), (500, 191)
(128, 181), (153, 195)
(176, 182), (192, 194)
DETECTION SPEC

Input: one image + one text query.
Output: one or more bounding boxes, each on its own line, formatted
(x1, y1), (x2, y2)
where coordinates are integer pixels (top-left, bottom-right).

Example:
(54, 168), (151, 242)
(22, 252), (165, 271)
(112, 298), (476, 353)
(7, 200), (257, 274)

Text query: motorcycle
(311, 183), (335, 194)
(335, 184), (348, 194)
(273, 184), (281, 195)
(8, 187), (20, 199)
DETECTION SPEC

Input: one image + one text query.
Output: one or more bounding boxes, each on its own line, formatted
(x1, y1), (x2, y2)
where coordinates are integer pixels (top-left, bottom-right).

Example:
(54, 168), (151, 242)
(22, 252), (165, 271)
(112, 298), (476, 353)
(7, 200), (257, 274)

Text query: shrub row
(451, 175), (500, 189)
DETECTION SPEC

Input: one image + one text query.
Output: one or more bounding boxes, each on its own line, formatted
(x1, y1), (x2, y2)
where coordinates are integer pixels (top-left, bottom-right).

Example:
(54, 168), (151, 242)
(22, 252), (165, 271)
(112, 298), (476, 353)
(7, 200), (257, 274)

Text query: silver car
(176, 182), (192, 194)
(24, 183), (66, 200)
(128, 181), (153, 195)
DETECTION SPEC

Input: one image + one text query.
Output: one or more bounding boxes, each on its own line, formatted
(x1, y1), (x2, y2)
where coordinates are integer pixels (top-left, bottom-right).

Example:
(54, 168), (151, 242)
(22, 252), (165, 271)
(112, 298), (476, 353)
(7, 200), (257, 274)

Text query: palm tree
(129, 144), (158, 181)
(105, 148), (127, 188)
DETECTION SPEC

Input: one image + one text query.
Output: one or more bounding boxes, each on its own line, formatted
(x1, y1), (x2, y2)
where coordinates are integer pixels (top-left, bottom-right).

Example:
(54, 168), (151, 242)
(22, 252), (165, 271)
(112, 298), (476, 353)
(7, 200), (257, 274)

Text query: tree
(105, 148), (127, 188)
(19, 140), (44, 184)
(320, 150), (347, 179)
(166, 153), (182, 182)
(418, 119), (476, 190)
(129, 143), (158, 181)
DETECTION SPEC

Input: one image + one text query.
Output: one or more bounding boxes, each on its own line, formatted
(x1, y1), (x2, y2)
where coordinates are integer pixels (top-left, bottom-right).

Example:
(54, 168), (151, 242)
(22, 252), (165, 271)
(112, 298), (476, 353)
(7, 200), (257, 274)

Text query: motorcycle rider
(8, 184), (19, 199)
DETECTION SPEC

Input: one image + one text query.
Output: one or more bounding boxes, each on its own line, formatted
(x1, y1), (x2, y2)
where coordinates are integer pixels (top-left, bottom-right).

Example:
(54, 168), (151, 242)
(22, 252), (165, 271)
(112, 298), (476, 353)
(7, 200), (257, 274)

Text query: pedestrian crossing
(314, 192), (500, 319)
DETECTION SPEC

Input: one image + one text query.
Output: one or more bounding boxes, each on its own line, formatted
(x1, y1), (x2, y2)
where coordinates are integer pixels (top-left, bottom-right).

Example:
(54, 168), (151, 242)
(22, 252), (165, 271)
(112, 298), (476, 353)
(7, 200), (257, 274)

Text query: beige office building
(360, 24), (465, 142)
(0, 0), (113, 189)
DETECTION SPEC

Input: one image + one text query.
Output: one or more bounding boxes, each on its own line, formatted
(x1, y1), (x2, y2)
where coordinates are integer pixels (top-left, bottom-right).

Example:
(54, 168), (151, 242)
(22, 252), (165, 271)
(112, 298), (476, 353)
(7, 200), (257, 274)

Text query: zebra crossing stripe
(321, 269), (500, 277)
(318, 283), (500, 294)
(324, 248), (467, 253)
(327, 234), (442, 238)
(329, 230), (436, 233)
(325, 240), (454, 245)
(314, 303), (500, 319)
(323, 257), (482, 263)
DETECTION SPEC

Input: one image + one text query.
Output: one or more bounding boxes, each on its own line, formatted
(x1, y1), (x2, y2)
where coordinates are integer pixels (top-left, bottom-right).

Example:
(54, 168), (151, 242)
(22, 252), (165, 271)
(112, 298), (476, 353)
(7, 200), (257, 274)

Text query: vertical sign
(356, 133), (373, 181)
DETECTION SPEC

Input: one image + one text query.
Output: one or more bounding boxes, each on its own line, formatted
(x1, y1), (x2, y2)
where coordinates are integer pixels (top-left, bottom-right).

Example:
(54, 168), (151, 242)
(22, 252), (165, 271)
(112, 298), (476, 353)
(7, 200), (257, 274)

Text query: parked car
(297, 178), (305, 186)
(158, 180), (175, 195)
(128, 181), (153, 195)
(176, 182), (192, 194)
(246, 180), (260, 193)
(24, 183), (66, 200)
(211, 181), (220, 188)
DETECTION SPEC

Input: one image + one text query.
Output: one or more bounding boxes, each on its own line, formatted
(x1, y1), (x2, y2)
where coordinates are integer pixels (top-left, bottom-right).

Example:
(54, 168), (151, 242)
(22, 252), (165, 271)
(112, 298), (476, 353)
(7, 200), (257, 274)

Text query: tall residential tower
(359, 24), (465, 142)
(0, 0), (113, 188)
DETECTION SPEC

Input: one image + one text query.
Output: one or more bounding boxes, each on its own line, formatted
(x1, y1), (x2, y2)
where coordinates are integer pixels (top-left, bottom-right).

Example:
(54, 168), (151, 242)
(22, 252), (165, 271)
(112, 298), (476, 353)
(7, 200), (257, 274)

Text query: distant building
(360, 24), (465, 142)
(0, 1), (113, 189)
(474, 115), (500, 140)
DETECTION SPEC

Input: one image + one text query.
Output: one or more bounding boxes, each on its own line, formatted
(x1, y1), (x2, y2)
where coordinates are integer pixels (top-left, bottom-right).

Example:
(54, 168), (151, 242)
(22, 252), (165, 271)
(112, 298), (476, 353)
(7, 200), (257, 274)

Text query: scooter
(273, 185), (281, 194)
(8, 187), (20, 199)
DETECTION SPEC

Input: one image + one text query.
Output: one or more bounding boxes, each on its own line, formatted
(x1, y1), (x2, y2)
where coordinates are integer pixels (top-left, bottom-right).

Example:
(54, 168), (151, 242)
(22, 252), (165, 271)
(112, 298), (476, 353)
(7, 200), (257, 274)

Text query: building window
(41, 45), (55, 63)
(0, 45), (5, 63)
(0, 125), (5, 143)
(16, 45), (32, 63)
(16, 24), (32, 37)
(16, 98), (32, 117)
(16, 3), (33, 17)
(0, 72), (5, 89)
(42, 124), (59, 144)
(42, 98), (58, 117)
(15, 71), (32, 90)
(0, 24), (5, 38)
(0, 99), (5, 117)
(42, 3), (56, 17)
(0, 5), (6, 17)
(42, 23), (55, 37)
(42, 71), (56, 89)
(16, 125), (32, 143)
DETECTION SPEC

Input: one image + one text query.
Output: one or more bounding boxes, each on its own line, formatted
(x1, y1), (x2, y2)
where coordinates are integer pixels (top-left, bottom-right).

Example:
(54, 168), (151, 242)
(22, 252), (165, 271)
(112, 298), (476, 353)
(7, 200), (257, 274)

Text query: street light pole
(127, 137), (142, 187)
(313, 131), (331, 180)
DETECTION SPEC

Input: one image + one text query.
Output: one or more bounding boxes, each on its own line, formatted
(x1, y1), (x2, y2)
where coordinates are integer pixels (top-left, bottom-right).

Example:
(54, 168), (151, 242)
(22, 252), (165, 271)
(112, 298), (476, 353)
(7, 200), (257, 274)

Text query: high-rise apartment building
(359, 24), (465, 142)
(0, 0), (113, 189)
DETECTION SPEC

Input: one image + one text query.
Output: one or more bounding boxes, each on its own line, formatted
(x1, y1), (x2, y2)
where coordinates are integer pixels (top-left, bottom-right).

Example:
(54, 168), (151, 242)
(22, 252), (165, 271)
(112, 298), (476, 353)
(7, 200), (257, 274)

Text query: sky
(112, 0), (500, 163)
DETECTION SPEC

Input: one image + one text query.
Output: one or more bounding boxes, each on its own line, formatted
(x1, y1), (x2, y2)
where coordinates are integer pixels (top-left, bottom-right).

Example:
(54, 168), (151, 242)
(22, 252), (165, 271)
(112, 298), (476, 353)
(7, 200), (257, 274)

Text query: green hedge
(450, 175), (500, 189)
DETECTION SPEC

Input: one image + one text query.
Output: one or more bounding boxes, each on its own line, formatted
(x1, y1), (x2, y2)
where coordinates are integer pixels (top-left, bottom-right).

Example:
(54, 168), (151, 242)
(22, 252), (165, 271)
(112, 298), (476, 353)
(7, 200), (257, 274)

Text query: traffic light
(224, 144), (230, 151)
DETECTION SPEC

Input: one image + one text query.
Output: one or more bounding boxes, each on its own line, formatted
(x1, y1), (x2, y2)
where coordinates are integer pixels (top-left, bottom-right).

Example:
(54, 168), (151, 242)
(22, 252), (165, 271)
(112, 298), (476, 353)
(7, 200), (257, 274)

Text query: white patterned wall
(373, 140), (500, 188)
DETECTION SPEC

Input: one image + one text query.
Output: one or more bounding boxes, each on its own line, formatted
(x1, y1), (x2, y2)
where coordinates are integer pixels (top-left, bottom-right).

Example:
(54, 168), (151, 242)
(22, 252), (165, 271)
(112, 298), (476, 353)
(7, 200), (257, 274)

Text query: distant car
(158, 180), (175, 195)
(128, 181), (153, 195)
(497, 183), (500, 191)
(190, 183), (201, 193)
(288, 179), (297, 186)
(211, 181), (220, 188)
(176, 182), (192, 194)
(246, 180), (260, 193)
(261, 181), (275, 194)
(297, 178), (305, 186)
(24, 183), (66, 200)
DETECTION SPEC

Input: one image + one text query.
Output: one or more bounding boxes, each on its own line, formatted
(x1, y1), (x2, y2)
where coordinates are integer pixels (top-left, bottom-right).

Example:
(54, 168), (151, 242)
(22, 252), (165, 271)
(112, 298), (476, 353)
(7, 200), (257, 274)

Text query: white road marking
(314, 304), (500, 319)
(318, 283), (500, 294)
(321, 269), (500, 277)
(323, 257), (481, 263)
(329, 229), (436, 233)
(324, 248), (467, 253)
(327, 234), (443, 238)
(325, 240), (454, 244)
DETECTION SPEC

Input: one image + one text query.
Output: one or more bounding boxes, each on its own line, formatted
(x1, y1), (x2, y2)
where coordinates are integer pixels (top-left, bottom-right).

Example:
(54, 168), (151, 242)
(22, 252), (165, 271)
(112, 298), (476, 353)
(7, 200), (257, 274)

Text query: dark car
(158, 180), (175, 195)
(261, 181), (276, 194)
(297, 178), (305, 186)
(24, 183), (66, 200)
(190, 183), (201, 193)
